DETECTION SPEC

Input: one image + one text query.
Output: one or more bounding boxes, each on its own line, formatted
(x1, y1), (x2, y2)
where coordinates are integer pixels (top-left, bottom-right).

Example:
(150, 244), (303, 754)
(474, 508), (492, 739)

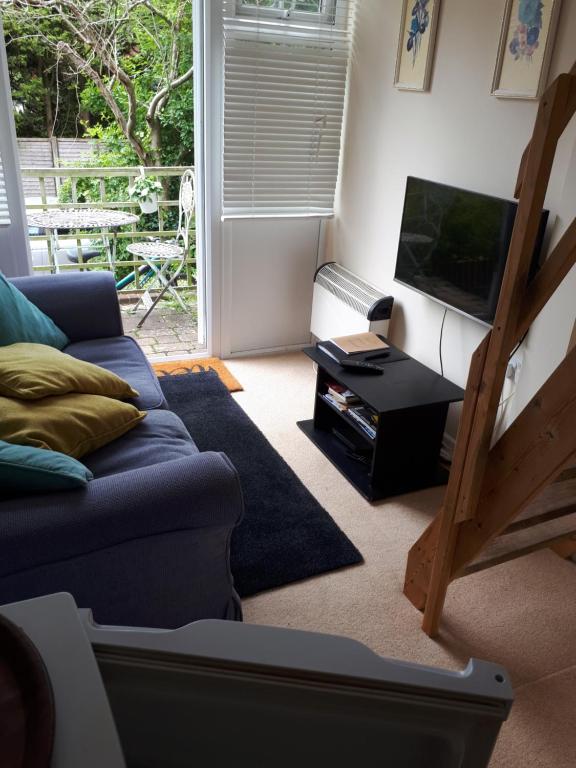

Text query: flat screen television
(394, 177), (549, 325)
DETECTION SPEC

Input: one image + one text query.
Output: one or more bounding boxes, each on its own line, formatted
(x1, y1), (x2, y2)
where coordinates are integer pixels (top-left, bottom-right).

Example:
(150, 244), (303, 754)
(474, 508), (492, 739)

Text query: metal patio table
(27, 208), (140, 273)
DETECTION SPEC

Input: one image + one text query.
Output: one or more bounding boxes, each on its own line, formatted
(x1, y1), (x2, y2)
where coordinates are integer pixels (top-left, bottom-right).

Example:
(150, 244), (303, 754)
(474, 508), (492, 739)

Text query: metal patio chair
(126, 169), (195, 329)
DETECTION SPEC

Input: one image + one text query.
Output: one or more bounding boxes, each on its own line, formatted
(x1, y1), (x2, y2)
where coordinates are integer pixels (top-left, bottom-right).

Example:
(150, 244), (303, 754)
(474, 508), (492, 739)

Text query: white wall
(222, 217), (320, 355)
(0, 18), (31, 277)
(325, 0), (576, 438)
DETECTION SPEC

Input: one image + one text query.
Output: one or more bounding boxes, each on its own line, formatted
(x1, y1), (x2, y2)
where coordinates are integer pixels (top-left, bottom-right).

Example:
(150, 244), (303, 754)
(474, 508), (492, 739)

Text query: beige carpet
(225, 351), (576, 767)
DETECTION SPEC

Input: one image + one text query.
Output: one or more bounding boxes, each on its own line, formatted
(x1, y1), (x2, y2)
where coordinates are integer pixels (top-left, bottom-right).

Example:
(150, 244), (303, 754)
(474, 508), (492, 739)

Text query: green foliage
(58, 169), (129, 206)
(3, 10), (81, 136)
(71, 0), (194, 166)
(3, 0), (194, 166)
(158, 87), (195, 167)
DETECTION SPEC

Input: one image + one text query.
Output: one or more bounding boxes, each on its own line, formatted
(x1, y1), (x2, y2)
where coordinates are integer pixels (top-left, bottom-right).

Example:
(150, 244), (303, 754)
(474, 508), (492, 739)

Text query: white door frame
(0, 16), (31, 277)
(192, 0), (207, 349)
(194, 0), (225, 357)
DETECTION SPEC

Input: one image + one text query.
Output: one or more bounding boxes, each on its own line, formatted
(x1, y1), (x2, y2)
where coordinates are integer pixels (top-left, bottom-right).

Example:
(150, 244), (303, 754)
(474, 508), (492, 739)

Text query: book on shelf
(347, 413), (376, 440)
(326, 382), (359, 404)
(320, 392), (377, 438)
(350, 405), (379, 427)
(316, 333), (389, 365)
(321, 392), (349, 412)
(347, 405), (378, 439)
(330, 332), (389, 355)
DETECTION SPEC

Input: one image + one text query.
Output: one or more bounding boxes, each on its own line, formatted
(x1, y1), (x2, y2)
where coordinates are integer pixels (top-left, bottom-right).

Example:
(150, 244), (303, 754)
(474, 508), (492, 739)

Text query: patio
(120, 292), (202, 360)
(23, 165), (202, 359)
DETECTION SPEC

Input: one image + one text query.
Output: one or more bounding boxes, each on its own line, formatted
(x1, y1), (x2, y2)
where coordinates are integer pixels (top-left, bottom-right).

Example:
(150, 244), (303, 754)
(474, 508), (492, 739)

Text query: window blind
(0, 151), (10, 227)
(222, 0), (355, 217)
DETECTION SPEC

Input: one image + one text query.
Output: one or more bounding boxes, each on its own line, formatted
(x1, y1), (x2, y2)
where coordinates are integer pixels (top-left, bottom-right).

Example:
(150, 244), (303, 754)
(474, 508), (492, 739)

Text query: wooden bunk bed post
(404, 67), (576, 637)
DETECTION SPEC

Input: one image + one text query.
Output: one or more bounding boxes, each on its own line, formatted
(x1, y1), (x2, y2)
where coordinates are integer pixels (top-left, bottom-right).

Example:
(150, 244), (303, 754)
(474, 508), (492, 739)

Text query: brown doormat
(152, 357), (243, 392)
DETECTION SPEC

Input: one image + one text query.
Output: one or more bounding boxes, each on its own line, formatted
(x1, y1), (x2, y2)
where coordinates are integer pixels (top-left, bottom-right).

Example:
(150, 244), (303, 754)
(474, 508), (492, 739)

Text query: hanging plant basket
(129, 173), (163, 215)
(139, 194), (159, 214)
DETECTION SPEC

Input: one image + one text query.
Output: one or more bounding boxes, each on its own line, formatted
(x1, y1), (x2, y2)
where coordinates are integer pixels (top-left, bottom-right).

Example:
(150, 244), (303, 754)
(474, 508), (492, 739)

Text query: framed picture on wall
(394, 0), (441, 92)
(492, 0), (563, 99)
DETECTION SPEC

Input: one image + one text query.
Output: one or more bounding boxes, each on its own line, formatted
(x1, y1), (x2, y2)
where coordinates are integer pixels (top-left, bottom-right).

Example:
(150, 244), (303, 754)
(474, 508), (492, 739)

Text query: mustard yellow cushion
(0, 343), (138, 401)
(0, 394), (146, 459)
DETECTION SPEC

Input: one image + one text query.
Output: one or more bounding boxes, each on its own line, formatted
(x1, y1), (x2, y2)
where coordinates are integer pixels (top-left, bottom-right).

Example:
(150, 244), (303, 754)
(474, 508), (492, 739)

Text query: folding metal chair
(126, 169), (195, 329)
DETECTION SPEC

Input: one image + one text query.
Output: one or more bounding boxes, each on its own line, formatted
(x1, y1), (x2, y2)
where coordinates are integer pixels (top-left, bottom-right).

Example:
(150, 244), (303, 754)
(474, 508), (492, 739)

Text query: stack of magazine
(347, 405), (378, 440)
(321, 382), (378, 439)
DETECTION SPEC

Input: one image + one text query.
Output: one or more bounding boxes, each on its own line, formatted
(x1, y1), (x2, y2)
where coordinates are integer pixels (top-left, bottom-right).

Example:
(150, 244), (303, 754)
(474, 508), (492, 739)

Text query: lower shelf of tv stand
(297, 419), (449, 502)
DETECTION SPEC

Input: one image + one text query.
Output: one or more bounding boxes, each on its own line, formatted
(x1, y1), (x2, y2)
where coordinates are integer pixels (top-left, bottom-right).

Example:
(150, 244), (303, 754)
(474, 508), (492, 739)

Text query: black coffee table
(298, 343), (465, 501)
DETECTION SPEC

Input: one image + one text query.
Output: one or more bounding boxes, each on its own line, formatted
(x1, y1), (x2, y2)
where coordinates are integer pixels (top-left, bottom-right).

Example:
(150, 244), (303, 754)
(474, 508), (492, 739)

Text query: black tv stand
(297, 343), (464, 501)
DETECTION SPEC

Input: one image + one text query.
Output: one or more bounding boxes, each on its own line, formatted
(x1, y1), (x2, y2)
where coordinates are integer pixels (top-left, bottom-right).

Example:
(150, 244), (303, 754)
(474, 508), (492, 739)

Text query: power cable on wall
(509, 329), (528, 360)
(439, 307), (448, 377)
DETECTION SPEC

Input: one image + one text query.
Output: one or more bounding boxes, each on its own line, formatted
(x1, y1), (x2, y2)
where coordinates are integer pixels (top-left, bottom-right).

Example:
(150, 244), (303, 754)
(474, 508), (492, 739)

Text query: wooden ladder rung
(461, 514), (576, 576)
(460, 476), (576, 576)
(504, 503), (576, 534)
(557, 465), (576, 482)
(503, 476), (576, 533)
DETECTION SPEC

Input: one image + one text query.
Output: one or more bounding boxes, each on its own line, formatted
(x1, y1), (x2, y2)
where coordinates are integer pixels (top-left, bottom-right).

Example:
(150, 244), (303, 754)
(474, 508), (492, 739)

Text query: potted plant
(129, 175), (163, 214)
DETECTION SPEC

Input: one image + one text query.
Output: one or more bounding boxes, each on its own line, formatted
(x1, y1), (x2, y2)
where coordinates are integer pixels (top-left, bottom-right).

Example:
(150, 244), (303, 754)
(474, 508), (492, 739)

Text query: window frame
(235, 0), (338, 26)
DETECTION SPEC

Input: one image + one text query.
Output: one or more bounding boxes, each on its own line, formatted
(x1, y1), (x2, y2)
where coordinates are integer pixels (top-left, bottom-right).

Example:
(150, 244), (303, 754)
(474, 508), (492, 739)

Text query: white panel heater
(311, 263), (394, 341)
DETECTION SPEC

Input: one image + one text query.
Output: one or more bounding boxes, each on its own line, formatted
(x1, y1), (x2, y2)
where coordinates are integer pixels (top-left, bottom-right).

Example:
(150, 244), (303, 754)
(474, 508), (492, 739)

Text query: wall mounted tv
(394, 177), (549, 325)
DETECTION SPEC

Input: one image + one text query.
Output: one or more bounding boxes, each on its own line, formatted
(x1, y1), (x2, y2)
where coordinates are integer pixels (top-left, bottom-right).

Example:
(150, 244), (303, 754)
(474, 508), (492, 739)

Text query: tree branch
(147, 64), (194, 123)
(8, 0), (193, 166)
(141, 0), (172, 26)
(56, 40), (147, 163)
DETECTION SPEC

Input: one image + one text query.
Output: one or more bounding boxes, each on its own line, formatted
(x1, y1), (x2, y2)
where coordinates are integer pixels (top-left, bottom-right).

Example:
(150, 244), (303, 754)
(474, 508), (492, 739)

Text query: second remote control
(339, 360), (384, 374)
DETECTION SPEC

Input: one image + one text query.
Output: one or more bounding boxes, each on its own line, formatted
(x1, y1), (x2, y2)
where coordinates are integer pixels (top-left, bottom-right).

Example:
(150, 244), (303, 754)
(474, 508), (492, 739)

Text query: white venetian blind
(222, 0), (355, 217)
(0, 151), (10, 227)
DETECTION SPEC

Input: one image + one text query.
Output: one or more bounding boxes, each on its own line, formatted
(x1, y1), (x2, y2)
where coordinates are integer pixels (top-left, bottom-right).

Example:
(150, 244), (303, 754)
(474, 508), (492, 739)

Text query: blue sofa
(0, 272), (243, 628)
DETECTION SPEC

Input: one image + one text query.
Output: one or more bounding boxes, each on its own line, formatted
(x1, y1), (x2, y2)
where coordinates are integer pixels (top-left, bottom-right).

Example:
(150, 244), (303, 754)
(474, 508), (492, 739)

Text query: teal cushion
(0, 440), (93, 492)
(0, 272), (69, 349)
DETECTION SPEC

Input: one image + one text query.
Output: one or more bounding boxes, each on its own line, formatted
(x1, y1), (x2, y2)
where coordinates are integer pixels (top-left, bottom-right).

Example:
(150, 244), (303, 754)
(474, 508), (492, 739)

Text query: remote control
(339, 360), (384, 374)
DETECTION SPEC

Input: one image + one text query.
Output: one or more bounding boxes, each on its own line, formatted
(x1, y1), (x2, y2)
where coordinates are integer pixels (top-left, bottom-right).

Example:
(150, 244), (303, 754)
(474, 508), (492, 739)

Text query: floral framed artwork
(394, 0), (441, 92)
(492, 0), (563, 99)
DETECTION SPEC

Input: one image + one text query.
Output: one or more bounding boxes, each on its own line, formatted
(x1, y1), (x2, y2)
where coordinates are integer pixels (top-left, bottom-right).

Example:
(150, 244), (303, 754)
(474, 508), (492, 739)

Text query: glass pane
(240, 1), (325, 12)
(293, 1), (324, 10)
(240, 1), (283, 7)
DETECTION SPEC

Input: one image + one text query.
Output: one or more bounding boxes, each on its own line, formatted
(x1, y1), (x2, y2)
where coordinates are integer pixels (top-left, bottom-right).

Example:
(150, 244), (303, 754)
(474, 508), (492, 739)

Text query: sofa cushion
(0, 440), (93, 492)
(0, 272), (69, 349)
(83, 409), (199, 478)
(0, 393), (146, 459)
(65, 336), (166, 410)
(0, 343), (138, 401)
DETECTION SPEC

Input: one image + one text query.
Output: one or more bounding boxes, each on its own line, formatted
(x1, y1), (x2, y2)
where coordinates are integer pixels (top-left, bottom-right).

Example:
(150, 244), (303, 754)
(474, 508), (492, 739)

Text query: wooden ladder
(404, 63), (576, 638)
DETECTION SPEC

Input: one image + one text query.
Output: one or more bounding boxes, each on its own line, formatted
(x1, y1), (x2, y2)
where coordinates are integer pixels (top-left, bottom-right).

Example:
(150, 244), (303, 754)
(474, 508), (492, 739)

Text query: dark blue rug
(160, 371), (363, 597)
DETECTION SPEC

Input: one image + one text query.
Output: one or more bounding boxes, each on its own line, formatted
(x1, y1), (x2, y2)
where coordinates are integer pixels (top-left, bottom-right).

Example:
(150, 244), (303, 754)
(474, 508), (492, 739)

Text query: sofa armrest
(0, 452), (244, 579)
(10, 272), (124, 342)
